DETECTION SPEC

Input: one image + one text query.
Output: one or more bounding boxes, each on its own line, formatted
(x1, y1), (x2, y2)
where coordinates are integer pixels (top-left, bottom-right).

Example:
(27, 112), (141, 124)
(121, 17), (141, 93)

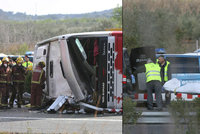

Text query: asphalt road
(0, 107), (122, 134)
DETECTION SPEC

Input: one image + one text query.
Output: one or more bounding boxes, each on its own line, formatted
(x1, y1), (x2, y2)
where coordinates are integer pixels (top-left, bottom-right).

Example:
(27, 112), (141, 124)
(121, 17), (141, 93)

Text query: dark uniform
(31, 64), (45, 108)
(7, 59), (13, 106)
(145, 60), (163, 110)
(0, 63), (11, 108)
(9, 64), (25, 108)
(158, 59), (171, 106)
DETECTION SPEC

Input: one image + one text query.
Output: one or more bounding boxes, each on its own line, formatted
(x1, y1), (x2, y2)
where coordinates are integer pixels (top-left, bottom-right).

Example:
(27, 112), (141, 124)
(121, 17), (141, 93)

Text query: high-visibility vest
(145, 63), (161, 82)
(156, 59), (170, 82)
(164, 61), (170, 82)
(23, 61), (33, 68)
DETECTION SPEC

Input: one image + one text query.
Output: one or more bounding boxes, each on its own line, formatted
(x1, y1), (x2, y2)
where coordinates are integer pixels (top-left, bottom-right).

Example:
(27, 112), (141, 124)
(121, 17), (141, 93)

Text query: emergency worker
(23, 55), (33, 93)
(157, 55), (171, 106)
(7, 57), (14, 96)
(145, 58), (163, 111)
(6, 58), (13, 106)
(0, 57), (11, 108)
(9, 57), (26, 108)
(30, 61), (46, 110)
(8, 58), (14, 68)
(22, 55), (33, 70)
(24, 65), (33, 93)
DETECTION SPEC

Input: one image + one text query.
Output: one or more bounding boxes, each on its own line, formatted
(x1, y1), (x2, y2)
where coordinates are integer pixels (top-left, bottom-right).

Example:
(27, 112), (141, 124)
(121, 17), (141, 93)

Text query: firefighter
(0, 57), (11, 108)
(6, 57), (13, 107)
(30, 61), (46, 110)
(145, 58), (163, 111)
(157, 55), (171, 106)
(9, 57), (26, 108)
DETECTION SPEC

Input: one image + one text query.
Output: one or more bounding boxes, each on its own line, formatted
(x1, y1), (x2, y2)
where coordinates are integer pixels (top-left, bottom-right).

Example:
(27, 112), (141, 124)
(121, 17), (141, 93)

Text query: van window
(167, 57), (199, 73)
(43, 49), (46, 55)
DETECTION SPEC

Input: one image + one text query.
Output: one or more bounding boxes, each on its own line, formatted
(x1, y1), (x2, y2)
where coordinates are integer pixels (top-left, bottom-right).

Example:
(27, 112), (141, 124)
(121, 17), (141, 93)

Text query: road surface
(0, 107), (122, 134)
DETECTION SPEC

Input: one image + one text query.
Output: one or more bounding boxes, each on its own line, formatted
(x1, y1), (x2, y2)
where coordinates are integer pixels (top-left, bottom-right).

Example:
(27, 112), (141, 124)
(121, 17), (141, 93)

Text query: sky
(0, 0), (122, 15)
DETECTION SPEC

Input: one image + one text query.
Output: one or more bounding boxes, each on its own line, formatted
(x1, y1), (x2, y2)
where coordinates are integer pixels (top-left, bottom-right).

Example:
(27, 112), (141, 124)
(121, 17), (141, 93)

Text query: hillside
(0, 9), (113, 21)
(0, 7), (122, 55)
(123, 0), (200, 53)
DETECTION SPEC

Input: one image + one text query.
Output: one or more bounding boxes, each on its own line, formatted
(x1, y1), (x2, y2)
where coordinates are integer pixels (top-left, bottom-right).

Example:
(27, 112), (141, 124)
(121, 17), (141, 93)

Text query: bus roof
(36, 31), (122, 46)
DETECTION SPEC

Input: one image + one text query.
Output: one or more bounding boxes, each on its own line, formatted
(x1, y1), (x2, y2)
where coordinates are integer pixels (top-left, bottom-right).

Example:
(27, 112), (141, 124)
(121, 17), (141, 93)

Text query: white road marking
(0, 116), (122, 122)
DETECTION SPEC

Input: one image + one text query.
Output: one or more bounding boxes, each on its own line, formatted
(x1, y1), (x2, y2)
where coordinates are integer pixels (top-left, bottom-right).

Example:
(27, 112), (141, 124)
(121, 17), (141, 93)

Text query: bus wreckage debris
(46, 96), (122, 114)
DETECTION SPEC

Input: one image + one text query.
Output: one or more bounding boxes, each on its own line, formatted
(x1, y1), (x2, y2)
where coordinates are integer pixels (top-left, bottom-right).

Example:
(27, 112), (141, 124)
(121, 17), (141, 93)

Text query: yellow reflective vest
(156, 59), (170, 82)
(164, 61), (170, 82)
(145, 63), (161, 83)
(22, 61), (33, 68)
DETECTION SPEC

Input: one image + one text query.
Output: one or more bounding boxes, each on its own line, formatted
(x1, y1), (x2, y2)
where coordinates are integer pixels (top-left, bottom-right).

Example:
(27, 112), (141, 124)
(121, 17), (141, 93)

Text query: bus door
(34, 44), (49, 94)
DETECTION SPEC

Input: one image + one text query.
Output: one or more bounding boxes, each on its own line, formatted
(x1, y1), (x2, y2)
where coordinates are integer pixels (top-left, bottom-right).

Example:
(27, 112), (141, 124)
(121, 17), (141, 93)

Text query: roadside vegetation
(169, 98), (200, 134)
(123, 97), (141, 124)
(123, 0), (200, 53)
(0, 7), (122, 54)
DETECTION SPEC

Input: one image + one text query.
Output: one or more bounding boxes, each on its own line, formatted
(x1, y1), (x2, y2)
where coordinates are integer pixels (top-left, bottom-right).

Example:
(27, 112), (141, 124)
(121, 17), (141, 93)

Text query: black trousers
(146, 80), (162, 109)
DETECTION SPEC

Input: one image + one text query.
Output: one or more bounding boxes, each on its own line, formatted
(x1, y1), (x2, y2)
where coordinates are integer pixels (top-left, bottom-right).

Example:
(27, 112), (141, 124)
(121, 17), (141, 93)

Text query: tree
(112, 6), (122, 28)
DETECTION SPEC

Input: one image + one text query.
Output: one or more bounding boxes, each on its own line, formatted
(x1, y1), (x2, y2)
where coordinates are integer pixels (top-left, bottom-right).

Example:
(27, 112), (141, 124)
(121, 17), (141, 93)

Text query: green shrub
(169, 98), (200, 134)
(123, 97), (141, 124)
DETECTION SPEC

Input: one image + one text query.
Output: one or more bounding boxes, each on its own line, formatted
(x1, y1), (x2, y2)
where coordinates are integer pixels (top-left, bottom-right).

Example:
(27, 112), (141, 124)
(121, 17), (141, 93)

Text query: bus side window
(50, 61), (53, 78)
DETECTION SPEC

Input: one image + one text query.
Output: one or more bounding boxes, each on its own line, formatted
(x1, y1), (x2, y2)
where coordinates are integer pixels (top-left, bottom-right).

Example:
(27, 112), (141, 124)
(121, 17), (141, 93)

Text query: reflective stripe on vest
(23, 61), (33, 68)
(164, 61), (170, 82)
(145, 63), (161, 82)
(14, 73), (20, 75)
(0, 74), (7, 77)
(0, 73), (8, 83)
(0, 81), (7, 84)
(31, 70), (43, 84)
(13, 80), (24, 83)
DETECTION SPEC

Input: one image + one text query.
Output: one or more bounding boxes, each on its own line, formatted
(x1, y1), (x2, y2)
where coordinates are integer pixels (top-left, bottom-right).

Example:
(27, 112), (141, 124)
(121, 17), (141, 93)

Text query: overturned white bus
(33, 31), (123, 109)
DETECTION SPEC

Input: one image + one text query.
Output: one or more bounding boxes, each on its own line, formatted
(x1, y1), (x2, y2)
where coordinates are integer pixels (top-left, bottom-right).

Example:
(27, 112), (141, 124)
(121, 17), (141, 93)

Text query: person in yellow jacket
(22, 55), (33, 70)
(145, 58), (163, 111)
(157, 55), (171, 106)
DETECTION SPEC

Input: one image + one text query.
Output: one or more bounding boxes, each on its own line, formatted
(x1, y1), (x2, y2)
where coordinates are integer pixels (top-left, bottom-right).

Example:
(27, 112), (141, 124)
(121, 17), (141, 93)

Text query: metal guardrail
(137, 112), (173, 124)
